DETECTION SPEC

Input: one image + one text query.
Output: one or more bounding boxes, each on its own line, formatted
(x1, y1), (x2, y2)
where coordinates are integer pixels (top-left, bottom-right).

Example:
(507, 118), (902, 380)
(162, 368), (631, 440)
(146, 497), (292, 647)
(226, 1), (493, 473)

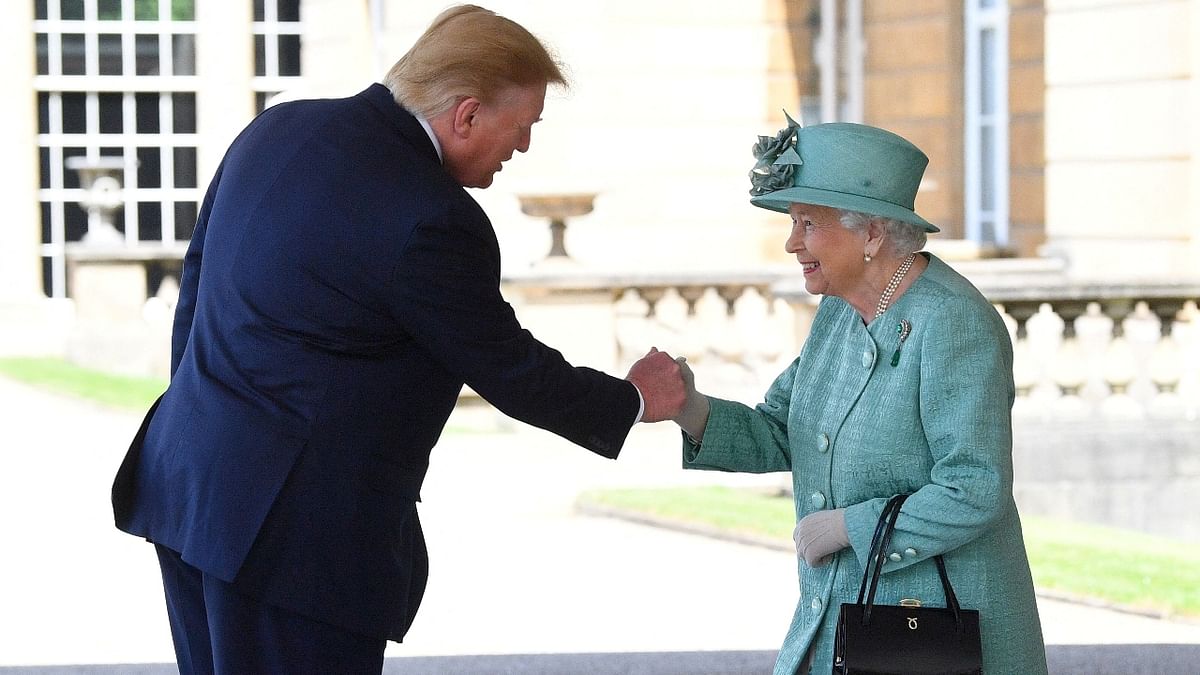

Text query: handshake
(625, 347), (710, 438)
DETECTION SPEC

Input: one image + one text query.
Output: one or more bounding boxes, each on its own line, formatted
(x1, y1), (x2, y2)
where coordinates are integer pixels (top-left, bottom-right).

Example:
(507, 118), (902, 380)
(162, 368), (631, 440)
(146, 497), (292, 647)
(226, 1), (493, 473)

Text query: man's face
(447, 82), (546, 189)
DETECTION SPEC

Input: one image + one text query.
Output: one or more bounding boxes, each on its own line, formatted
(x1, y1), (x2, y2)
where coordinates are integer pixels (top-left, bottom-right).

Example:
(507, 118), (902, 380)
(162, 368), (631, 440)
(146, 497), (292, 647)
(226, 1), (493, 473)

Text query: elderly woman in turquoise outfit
(670, 119), (1048, 674)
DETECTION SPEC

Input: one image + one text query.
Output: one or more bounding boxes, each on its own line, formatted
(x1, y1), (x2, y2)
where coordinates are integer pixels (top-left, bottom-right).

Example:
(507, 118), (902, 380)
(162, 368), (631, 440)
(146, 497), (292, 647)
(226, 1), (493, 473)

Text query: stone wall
(1013, 418), (1200, 542)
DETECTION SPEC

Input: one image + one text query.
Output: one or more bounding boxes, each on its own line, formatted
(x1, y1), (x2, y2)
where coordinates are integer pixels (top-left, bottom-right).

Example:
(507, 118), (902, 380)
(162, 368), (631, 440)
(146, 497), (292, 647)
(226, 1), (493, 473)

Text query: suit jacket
(113, 83), (640, 641)
(683, 255), (1047, 675)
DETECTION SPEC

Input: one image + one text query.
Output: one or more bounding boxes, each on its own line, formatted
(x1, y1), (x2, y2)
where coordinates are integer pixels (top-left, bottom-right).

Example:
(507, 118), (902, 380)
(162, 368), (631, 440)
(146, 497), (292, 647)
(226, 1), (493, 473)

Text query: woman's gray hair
(839, 209), (927, 256)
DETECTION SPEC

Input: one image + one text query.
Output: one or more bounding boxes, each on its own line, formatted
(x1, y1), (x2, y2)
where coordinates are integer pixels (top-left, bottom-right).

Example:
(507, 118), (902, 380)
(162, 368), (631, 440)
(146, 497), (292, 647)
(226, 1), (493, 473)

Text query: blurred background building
(1, 0), (1198, 537)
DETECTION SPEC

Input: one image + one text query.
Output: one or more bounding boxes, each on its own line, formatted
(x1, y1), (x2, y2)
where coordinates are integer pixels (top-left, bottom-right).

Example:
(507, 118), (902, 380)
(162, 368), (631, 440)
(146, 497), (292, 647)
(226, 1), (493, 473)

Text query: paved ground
(2, 375), (1199, 673)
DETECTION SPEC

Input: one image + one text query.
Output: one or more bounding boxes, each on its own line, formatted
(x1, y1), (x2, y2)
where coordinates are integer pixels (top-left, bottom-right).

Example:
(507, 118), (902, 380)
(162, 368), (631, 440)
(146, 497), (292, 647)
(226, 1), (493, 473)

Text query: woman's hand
(793, 508), (849, 567)
(672, 356), (710, 440)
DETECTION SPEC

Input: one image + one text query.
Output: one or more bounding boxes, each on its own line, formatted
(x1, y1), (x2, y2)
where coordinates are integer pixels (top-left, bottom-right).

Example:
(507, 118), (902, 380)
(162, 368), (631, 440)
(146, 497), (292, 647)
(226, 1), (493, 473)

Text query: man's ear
(451, 97), (482, 137)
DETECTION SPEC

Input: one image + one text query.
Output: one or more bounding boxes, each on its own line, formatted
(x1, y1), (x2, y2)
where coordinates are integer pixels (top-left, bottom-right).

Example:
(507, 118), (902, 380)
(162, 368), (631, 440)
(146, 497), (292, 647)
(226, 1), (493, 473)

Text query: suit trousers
(155, 544), (387, 675)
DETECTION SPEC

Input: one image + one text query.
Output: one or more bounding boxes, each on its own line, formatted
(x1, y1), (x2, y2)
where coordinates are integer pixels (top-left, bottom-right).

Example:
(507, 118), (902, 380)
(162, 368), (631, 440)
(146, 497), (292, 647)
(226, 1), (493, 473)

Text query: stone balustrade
(505, 256), (1200, 421)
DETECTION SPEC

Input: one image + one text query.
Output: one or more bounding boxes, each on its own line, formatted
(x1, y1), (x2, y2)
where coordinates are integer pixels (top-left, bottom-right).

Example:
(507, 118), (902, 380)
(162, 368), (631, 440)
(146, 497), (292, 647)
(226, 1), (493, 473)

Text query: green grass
(580, 485), (797, 542)
(0, 357), (166, 411)
(0, 357), (481, 434)
(579, 486), (1200, 620)
(1023, 516), (1200, 618)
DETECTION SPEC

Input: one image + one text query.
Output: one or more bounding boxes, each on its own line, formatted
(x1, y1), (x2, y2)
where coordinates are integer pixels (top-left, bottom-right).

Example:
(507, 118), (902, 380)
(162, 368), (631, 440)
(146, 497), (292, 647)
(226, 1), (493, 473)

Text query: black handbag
(833, 495), (983, 674)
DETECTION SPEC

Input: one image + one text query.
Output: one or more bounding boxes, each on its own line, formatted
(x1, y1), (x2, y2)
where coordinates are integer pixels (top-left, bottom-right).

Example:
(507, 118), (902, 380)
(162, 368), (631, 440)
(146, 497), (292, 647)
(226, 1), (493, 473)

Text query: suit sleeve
(845, 295), (1015, 568)
(385, 206), (639, 458)
(170, 161), (225, 377)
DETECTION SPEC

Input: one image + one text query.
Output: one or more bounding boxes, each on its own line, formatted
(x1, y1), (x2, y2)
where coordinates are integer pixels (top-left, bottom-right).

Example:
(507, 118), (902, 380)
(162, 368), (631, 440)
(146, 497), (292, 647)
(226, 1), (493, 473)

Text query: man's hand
(793, 508), (850, 567)
(625, 347), (687, 423)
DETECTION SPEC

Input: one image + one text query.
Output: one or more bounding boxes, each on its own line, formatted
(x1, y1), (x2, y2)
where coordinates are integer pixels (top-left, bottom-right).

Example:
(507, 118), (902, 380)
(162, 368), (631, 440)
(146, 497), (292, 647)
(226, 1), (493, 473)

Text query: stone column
(0, 1), (74, 357)
(301, 0), (375, 94)
(1042, 0), (1194, 280)
(195, 2), (255, 183)
(1190, 0), (1200, 268)
(0, 0), (44, 304)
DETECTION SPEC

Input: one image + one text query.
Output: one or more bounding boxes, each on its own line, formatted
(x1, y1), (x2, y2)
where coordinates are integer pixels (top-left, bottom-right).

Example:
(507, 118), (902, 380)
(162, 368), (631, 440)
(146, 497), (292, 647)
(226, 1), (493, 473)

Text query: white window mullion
(964, 1), (1010, 247)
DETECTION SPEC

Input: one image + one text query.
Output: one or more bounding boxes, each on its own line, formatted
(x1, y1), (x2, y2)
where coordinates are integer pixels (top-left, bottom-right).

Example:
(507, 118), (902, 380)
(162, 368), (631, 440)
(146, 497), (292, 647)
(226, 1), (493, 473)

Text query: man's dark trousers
(155, 545), (387, 675)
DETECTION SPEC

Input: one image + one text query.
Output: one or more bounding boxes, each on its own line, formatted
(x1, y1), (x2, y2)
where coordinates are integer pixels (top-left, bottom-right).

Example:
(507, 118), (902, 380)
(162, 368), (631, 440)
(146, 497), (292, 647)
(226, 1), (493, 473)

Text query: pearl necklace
(873, 253), (916, 320)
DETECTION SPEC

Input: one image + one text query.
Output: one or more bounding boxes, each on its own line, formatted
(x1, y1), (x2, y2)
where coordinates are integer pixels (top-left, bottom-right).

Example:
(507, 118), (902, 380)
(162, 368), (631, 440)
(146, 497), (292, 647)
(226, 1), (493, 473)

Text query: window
(34, 0), (199, 298)
(253, 0), (302, 112)
(964, 1), (1010, 247)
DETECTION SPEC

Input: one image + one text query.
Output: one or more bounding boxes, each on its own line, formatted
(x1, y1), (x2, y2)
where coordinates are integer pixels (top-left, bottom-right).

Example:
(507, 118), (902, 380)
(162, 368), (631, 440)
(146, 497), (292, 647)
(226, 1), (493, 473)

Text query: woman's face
(784, 202), (868, 299)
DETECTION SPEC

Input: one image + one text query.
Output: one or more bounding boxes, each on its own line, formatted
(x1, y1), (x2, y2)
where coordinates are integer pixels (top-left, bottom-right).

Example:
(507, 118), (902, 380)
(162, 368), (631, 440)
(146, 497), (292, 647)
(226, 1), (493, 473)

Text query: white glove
(793, 508), (849, 568)
(672, 356), (710, 440)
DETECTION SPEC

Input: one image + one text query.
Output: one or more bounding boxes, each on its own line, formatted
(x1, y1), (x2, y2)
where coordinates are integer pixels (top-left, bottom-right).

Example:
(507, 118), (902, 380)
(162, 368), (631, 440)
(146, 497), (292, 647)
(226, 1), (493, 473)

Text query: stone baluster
(1146, 299), (1185, 396)
(1048, 301), (1088, 405)
(1002, 301), (1041, 398)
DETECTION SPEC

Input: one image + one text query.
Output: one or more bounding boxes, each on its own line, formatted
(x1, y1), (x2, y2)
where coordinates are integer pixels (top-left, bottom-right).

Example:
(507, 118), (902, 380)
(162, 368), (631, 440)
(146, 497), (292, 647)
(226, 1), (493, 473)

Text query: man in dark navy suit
(111, 5), (686, 673)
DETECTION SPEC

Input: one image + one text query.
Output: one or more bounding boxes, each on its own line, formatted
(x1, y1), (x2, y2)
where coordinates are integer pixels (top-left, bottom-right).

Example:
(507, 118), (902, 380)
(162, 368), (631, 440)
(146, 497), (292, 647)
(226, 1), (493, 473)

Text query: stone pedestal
(65, 247), (179, 378)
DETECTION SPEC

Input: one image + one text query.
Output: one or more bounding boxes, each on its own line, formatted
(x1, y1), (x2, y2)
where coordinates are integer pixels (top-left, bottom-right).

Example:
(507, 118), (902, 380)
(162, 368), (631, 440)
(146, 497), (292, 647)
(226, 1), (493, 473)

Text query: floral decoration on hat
(749, 111), (803, 196)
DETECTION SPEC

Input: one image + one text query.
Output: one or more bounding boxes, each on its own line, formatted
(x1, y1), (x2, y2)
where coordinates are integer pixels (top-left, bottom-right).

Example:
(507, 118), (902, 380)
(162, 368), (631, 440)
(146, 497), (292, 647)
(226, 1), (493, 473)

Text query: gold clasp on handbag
(899, 598), (922, 607)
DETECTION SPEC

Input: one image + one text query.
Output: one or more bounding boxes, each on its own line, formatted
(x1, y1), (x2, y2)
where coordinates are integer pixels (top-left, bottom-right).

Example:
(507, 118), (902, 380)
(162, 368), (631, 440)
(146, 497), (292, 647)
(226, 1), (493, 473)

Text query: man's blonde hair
(383, 4), (567, 118)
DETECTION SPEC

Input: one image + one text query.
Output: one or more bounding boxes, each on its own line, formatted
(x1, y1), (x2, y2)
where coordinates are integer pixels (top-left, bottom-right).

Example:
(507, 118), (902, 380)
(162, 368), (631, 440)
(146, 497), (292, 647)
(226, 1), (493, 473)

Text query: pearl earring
(864, 252), (872, 263)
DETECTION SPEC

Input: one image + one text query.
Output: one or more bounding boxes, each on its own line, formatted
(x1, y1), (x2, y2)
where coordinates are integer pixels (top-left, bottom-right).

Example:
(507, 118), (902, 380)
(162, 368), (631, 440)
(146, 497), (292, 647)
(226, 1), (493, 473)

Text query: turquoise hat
(748, 115), (940, 233)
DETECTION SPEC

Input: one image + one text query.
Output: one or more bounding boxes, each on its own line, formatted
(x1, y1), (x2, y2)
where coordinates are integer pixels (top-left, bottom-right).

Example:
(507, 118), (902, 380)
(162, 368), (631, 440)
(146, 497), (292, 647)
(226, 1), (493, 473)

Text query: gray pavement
(2, 375), (1199, 673)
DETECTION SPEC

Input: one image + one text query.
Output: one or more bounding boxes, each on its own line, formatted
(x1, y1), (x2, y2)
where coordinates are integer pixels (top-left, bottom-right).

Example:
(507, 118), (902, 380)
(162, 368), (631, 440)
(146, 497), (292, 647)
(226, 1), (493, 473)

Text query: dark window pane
(100, 146), (123, 158)
(62, 33), (86, 75)
(278, 34), (301, 77)
(99, 93), (123, 133)
(41, 257), (53, 297)
(36, 34), (49, 75)
(172, 92), (195, 133)
(253, 0), (264, 22)
(278, 0), (300, 22)
(98, 0), (121, 20)
(137, 147), (162, 188)
(135, 92), (160, 133)
(38, 92), (50, 134)
(138, 202), (162, 241)
(135, 0), (158, 20)
(62, 93), (87, 134)
(36, 0), (49, 21)
(172, 34), (195, 75)
(40, 148), (51, 189)
(63, 147), (86, 188)
(173, 147), (197, 188)
(135, 34), (159, 75)
(172, 0), (194, 21)
(255, 91), (271, 113)
(254, 34), (266, 76)
(174, 201), (197, 240)
(65, 202), (88, 241)
(41, 203), (52, 243)
(99, 34), (123, 75)
(62, 0), (85, 20)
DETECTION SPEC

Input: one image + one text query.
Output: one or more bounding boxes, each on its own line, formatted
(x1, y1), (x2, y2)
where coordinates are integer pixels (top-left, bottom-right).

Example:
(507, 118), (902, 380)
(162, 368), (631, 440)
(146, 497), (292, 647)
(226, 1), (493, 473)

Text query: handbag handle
(854, 494), (966, 634)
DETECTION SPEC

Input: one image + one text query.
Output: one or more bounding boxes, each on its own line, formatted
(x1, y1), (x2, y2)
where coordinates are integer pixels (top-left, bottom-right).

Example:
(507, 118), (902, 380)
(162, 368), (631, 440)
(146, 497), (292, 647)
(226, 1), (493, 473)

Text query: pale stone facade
(1042, 0), (1200, 280)
(2, 0), (1199, 366)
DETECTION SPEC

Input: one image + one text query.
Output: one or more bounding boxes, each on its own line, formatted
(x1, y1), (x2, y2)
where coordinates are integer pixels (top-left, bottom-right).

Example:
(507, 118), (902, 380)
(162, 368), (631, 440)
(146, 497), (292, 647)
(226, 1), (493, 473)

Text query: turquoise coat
(684, 254), (1047, 674)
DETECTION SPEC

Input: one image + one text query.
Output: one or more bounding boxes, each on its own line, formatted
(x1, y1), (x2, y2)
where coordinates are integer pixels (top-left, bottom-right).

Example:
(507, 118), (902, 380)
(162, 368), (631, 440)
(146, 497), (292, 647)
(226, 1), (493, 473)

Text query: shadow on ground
(4, 644), (1200, 674)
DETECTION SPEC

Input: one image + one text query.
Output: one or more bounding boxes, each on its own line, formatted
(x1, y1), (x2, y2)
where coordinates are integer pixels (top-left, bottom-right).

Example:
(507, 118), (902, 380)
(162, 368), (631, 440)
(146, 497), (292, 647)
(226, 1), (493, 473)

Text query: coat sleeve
(844, 295), (1015, 568)
(384, 204), (639, 457)
(679, 359), (797, 473)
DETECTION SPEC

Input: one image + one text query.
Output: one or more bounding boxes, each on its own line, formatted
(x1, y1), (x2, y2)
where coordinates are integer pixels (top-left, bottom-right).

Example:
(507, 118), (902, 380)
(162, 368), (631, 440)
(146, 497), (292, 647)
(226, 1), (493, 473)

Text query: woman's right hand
(672, 356), (710, 440)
